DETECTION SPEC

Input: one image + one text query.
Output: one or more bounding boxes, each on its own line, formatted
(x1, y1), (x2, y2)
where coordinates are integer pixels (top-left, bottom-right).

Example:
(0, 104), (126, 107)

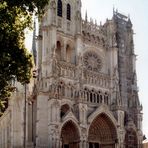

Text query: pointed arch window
(56, 41), (62, 60)
(67, 4), (71, 20)
(57, 0), (62, 17)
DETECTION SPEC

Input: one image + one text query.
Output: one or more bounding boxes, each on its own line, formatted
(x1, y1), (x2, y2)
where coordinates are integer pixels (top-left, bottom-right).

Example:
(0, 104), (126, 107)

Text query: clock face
(83, 52), (102, 72)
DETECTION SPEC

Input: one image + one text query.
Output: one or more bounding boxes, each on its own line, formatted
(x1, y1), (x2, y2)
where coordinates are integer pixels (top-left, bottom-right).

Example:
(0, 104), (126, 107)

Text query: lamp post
(24, 83), (27, 148)
(23, 69), (37, 147)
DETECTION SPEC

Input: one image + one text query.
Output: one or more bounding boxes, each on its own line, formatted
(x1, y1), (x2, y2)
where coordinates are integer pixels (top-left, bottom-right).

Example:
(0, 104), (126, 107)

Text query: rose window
(83, 52), (102, 72)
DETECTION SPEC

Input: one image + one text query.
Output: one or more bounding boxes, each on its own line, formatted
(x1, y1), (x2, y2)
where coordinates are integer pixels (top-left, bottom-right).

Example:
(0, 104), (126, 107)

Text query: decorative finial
(90, 17), (92, 23)
(100, 21), (102, 26)
(85, 10), (88, 22)
(95, 20), (97, 25)
(31, 18), (37, 66)
(113, 5), (115, 14)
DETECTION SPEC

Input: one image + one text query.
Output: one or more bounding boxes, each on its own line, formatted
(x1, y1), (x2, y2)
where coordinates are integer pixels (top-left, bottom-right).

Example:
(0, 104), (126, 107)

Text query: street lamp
(23, 69), (37, 147)
(24, 83), (27, 148)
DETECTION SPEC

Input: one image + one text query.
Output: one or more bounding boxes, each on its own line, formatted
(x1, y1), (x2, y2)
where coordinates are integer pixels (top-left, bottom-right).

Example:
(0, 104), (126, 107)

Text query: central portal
(61, 120), (80, 148)
(88, 113), (117, 148)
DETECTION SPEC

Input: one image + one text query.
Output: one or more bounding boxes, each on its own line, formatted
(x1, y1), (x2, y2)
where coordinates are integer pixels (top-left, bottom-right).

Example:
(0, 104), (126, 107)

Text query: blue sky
(81, 0), (148, 137)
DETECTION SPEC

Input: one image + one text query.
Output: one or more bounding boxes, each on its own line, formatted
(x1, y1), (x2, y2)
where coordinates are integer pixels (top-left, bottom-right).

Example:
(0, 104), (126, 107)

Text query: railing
(83, 69), (111, 89)
(58, 61), (77, 80)
(77, 89), (111, 106)
(49, 83), (110, 106)
(49, 83), (76, 101)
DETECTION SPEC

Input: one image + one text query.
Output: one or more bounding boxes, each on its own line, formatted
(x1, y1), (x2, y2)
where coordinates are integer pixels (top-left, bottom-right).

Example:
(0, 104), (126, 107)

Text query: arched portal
(88, 113), (117, 148)
(61, 120), (80, 148)
(124, 128), (138, 148)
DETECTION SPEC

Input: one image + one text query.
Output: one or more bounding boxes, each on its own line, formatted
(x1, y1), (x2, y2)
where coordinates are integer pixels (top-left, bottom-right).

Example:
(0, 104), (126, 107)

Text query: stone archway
(124, 128), (138, 148)
(88, 113), (117, 148)
(61, 120), (80, 148)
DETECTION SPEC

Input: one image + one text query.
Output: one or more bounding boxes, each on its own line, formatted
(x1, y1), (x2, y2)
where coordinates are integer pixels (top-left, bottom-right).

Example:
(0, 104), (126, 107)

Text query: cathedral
(0, 0), (143, 148)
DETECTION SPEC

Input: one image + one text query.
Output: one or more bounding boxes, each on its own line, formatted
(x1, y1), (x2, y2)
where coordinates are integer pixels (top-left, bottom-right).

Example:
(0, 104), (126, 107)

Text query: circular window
(83, 52), (102, 72)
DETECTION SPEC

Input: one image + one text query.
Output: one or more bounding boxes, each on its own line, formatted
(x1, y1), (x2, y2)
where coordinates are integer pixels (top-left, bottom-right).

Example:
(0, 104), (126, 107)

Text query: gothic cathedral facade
(0, 0), (143, 148)
(34, 0), (143, 147)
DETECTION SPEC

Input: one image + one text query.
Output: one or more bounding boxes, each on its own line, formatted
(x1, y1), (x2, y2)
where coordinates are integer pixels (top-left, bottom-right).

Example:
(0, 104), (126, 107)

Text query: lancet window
(67, 4), (71, 20)
(57, 0), (62, 17)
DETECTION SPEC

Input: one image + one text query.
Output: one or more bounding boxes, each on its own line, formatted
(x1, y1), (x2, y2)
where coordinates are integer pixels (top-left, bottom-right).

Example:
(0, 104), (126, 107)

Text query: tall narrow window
(56, 41), (62, 60)
(67, 4), (71, 20)
(66, 44), (71, 62)
(57, 0), (62, 17)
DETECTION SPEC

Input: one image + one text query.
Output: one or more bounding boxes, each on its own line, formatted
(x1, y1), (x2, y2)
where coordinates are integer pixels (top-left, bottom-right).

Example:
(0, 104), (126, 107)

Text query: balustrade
(49, 82), (110, 106)
(80, 89), (110, 105)
(49, 83), (75, 101)
(84, 69), (110, 88)
(58, 61), (76, 80)
(82, 20), (100, 34)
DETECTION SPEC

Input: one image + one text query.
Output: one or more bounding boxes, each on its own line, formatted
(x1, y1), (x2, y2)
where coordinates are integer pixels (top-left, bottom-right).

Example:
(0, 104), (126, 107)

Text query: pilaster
(36, 93), (48, 147)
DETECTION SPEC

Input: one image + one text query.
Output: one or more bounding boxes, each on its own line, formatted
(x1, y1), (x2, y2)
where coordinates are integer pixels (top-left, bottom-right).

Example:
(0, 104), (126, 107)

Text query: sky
(81, 0), (148, 137)
(25, 0), (148, 138)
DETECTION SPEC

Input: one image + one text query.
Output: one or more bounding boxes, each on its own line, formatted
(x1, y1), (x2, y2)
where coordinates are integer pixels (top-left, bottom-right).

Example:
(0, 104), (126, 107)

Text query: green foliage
(0, 0), (49, 114)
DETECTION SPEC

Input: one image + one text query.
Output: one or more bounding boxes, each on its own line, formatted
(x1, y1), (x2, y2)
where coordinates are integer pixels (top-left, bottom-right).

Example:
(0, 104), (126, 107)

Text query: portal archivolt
(61, 120), (80, 148)
(88, 113), (117, 148)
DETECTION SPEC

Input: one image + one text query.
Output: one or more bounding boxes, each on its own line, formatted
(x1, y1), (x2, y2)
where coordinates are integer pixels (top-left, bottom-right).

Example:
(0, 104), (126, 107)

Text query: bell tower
(45, 0), (82, 35)
(36, 0), (82, 147)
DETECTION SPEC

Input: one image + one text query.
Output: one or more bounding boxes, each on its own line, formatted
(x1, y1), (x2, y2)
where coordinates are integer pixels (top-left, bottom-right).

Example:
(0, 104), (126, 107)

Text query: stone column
(118, 129), (125, 148)
(36, 94), (48, 147)
(80, 126), (88, 148)
(80, 140), (88, 148)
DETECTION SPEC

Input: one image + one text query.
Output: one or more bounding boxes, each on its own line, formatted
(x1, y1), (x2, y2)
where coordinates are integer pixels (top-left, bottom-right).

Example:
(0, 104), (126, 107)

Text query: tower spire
(31, 19), (37, 66)
(85, 10), (88, 22)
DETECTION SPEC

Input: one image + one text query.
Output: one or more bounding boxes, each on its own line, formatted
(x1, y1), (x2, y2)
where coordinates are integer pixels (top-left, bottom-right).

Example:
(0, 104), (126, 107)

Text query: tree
(0, 0), (49, 114)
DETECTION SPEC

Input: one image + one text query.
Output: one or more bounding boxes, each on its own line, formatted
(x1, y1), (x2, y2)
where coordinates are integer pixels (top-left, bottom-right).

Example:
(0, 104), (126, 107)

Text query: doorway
(61, 120), (80, 148)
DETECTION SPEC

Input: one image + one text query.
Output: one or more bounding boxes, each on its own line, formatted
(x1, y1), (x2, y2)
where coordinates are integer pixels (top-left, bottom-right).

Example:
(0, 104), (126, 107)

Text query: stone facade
(0, 0), (143, 148)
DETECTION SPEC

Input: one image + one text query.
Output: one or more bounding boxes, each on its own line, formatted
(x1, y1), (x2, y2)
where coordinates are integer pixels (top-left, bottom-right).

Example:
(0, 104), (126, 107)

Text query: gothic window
(87, 92), (89, 101)
(93, 94), (96, 103)
(97, 95), (100, 103)
(104, 92), (108, 104)
(57, 0), (62, 17)
(66, 44), (71, 62)
(90, 93), (93, 102)
(67, 4), (71, 20)
(100, 95), (102, 103)
(56, 41), (62, 60)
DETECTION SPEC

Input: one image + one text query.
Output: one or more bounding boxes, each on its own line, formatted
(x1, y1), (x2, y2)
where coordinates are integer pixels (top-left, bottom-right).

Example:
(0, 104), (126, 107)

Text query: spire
(113, 5), (115, 14)
(85, 10), (88, 22)
(127, 17), (132, 28)
(95, 20), (97, 26)
(31, 19), (37, 66)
